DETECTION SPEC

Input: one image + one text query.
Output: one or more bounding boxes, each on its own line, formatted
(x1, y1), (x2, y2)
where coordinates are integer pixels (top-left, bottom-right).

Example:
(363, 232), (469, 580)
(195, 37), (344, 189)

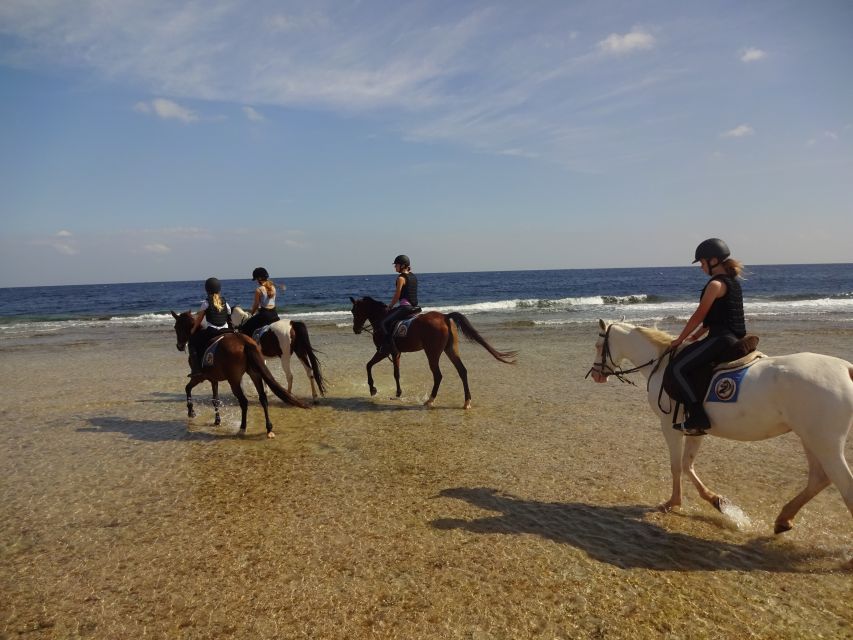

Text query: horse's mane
(634, 325), (675, 349)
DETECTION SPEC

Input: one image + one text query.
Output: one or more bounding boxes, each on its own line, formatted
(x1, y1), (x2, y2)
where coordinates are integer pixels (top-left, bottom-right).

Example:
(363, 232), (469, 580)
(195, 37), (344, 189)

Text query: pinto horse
(171, 311), (309, 438)
(589, 320), (853, 543)
(349, 296), (517, 409)
(230, 306), (327, 403)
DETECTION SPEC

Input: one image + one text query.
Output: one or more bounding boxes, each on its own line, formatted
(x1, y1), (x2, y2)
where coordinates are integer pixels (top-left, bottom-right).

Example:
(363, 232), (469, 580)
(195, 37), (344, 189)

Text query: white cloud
(143, 243), (171, 253)
(721, 124), (754, 138)
(135, 98), (198, 123)
(56, 229), (73, 237)
(740, 47), (766, 62)
(243, 106), (265, 122)
(597, 28), (656, 55)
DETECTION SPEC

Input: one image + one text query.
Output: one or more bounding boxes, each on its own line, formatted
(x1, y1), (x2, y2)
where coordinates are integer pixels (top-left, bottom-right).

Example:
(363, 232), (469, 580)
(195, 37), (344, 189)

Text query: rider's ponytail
(262, 279), (276, 297)
(211, 293), (225, 311)
(723, 258), (744, 279)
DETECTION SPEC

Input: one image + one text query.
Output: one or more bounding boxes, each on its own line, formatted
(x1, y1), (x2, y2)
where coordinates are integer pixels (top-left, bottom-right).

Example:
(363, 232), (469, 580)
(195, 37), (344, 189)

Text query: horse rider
(669, 238), (747, 435)
(188, 277), (233, 376)
(239, 267), (281, 337)
(379, 254), (420, 356)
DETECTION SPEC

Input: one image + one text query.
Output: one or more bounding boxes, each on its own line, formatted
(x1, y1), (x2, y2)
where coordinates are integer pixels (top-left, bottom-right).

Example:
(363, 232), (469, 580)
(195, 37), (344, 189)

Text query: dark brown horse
(349, 297), (517, 408)
(171, 311), (309, 438)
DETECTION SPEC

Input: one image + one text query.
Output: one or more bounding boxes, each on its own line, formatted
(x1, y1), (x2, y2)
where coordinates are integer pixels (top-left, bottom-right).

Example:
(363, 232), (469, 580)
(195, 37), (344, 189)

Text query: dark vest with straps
(702, 275), (745, 338)
(399, 272), (418, 307)
(204, 295), (229, 326)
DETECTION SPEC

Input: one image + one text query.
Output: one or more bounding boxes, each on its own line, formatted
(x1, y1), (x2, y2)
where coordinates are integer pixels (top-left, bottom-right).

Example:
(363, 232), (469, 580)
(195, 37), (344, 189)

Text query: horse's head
(589, 319), (628, 383)
(171, 310), (194, 351)
(349, 296), (387, 334)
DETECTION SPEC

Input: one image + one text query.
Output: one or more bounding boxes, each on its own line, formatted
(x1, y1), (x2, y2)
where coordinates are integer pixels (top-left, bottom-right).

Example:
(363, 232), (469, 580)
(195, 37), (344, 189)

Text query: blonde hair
(261, 279), (276, 297)
(722, 258), (744, 278)
(211, 293), (225, 311)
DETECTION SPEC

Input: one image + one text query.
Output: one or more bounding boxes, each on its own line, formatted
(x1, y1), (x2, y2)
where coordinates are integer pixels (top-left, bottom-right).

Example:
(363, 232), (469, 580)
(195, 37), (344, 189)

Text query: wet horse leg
(211, 381), (221, 426)
(365, 350), (386, 397)
(392, 354), (402, 398)
(247, 369), (275, 438)
(423, 348), (443, 408)
(444, 342), (471, 410)
(681, 436), (728, 511)
(775, 444), (831, 534)
(658, 417), (686, 511)
(185, 377), (203, 418)
(228, 377), (250, 434)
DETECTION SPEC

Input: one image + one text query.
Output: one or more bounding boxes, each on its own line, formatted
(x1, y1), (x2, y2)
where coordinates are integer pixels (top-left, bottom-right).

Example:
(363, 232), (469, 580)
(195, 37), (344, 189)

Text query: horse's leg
(211, 381), (221, 426)
(281, 331), (295, 393)
(365, 351), (386, 397)
(774, 444), (832, 534)
(423, 348), (443, 408)
(185, 378), (201, 418)
(658, 417), (686, 512)
(680, 436), (727, 511)
(444, 342), (471, 409)
(248, 369), (275, 438)
(228, 378), (249, 434)
(392, 354), (402, 398)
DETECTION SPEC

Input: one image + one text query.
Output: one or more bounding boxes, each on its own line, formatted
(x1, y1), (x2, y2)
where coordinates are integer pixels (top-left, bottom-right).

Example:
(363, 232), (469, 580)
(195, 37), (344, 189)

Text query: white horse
(231, 306), (326, 404)
(589, 320), (853, 540)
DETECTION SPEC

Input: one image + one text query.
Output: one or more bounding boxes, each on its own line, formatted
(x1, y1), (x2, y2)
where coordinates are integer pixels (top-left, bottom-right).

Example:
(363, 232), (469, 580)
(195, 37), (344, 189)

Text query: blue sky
(1, 0), (851, 286)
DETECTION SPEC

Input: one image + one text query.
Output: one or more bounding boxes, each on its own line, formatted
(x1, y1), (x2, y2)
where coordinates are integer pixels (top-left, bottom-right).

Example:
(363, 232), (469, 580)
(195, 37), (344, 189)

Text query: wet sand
(1, 319), (851, 639)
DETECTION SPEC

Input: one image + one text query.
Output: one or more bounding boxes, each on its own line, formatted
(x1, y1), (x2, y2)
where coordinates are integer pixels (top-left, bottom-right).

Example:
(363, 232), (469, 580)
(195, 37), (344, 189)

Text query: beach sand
(1, 319), (851, 639)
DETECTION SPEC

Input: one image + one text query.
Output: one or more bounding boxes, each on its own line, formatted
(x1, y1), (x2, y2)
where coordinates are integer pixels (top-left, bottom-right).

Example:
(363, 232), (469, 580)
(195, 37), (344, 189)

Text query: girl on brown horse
(172, 310), (308, 437)
(350, 296), (517, 409)
(188, 277), (233, 376)
(379, 254), (420, 356)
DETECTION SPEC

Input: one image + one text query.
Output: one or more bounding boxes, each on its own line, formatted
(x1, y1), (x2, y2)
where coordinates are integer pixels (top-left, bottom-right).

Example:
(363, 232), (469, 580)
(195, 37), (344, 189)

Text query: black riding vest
(702, 275), (745, 338)
(399, 272), (418, 307)
(204, 295), (230, 327)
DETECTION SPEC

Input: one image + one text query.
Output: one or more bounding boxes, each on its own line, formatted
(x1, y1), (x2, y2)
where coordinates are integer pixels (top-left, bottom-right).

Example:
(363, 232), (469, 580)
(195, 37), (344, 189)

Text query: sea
(1, 263), (851, 340)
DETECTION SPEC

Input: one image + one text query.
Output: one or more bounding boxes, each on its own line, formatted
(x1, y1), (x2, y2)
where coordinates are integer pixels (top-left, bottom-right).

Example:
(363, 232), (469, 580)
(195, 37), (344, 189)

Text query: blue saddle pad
(705, 364), (753, 403)
(393, 317), (417, 339)
(202, 335), (227, 368)
(252, 324), (273, 343)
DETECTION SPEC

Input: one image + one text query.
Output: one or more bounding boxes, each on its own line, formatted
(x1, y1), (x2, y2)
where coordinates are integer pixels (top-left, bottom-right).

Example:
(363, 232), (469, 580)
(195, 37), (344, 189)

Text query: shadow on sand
(432, 487), (826, 573)
(80, 416), (225, 442)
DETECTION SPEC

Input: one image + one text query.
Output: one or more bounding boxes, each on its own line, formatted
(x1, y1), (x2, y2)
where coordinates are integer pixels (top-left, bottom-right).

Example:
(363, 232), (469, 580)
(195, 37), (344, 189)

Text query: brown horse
(171, 311), (309, 438)
(349, 297), (517, 409)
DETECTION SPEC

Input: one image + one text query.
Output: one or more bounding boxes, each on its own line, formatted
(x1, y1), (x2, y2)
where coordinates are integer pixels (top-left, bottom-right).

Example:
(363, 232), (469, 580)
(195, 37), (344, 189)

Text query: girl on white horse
(240, 267), (281, 337)
(669, 238), (746, 436)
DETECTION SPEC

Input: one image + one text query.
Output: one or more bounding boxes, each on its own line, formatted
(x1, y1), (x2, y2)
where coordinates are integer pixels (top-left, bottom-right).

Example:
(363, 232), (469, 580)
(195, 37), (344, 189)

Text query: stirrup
(673, 422), (708, 436)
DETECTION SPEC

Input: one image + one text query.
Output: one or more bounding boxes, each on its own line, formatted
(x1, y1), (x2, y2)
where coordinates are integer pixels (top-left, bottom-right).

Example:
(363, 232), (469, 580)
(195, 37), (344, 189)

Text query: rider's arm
(191, 304), (206, 334)
(671, 279), (725, 347)
(250, 287), (261, 315)
(389, 276), (405, 308)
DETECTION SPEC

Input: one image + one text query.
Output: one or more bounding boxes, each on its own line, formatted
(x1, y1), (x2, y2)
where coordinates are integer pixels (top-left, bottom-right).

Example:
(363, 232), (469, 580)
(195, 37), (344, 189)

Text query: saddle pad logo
(706, 366), (750, 403)
(393, 318), (415, 338)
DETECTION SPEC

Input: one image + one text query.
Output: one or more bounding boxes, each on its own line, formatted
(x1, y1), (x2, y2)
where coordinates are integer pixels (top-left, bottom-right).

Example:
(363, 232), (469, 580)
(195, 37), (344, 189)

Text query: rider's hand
(670, 338), (683, 349)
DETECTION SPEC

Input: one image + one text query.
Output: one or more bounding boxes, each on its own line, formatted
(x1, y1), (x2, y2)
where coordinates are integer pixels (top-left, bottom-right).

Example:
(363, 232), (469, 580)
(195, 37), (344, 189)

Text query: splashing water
(718, 498), (753, 530)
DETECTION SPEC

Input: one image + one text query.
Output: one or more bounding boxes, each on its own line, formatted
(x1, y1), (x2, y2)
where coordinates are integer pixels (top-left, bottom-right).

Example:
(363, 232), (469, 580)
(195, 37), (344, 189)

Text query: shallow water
(1, 319), (851, 639)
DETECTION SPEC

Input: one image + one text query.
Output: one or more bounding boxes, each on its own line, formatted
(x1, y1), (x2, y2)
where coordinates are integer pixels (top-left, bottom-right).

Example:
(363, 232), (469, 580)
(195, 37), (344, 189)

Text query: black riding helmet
(393, 254), (410, 268)
(252, 267), (269, 280)
(204, 277), (222, 295)
(693, 238), (730, 264)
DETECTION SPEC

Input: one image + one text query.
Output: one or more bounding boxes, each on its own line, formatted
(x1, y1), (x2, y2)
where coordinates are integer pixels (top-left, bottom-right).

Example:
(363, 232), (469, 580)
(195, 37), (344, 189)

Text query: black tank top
(399, 273), (418, 307)
(204, 295), (230, 326)
(702, 275), (745, 337)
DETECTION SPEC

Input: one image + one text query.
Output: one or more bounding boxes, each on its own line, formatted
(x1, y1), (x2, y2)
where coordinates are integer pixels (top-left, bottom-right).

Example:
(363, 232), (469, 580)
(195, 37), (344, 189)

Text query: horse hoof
(267, 431), (276, 439)
(774, 521), (793, 535)
(369, 387), (377, 397)
(423, 399), (435, 408)
(188, 410), (196, 418)
(657, 501), (679, 513)
(463, 401), (472, 410)
(712, 496), (728, 512)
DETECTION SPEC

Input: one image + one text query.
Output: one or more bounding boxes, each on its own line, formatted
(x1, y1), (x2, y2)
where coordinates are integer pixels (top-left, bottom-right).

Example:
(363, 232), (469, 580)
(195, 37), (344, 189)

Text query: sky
(0, 0), (851, 287)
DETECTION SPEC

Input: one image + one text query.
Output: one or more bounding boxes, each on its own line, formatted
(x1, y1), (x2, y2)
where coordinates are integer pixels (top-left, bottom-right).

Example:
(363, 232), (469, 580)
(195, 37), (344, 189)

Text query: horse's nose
(176, 343), (185, 351)
(353, 327), (361, 334)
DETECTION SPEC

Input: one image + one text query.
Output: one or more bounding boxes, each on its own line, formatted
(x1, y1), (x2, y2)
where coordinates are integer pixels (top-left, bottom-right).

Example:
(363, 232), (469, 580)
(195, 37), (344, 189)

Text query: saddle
(201, 333), (229, 368)
(391, 307), (421, 339)
(662, 335), (760, 407)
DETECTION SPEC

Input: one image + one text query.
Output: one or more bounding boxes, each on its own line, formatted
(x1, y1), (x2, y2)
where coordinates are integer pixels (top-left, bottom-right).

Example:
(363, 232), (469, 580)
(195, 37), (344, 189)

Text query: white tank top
(258, 286), (276, 309)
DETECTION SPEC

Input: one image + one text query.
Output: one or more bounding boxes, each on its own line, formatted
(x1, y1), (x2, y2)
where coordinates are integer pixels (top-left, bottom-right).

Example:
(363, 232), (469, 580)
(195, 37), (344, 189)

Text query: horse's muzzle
(176, 343), (185, 352)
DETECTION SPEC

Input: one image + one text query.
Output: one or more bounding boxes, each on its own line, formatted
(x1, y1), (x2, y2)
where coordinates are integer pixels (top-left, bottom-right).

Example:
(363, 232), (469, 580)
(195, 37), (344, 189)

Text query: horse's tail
(445, 312), (517, 364)
(245, 342), (310, 409)
(290, 320), (327, 396)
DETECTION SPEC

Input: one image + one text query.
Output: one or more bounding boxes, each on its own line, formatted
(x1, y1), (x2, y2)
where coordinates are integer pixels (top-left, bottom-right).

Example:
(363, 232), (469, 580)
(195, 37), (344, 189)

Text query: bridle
(585, 324), (663, 386)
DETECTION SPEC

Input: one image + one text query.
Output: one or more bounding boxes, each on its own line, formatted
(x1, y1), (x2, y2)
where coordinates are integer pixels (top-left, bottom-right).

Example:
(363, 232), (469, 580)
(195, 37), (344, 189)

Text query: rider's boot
(378, 332), (398, 358)
(187, 346), (202, 377)
(675, 402), (710, 436)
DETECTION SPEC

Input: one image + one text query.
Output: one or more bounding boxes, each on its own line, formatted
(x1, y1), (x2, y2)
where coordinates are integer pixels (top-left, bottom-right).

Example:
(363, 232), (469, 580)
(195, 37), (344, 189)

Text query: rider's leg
(670, 335), (733, 433)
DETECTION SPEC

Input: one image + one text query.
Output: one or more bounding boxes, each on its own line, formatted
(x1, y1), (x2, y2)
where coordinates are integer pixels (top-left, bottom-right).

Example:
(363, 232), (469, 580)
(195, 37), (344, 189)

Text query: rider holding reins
(239, 267), (281, 337)
(380, 254), (420, 356)
(669, 238), (746, 436)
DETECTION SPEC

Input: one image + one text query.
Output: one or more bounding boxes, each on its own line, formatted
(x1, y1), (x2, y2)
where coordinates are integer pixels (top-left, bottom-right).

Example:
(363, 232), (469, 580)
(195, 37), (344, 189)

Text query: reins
(585, 324), (669, 388)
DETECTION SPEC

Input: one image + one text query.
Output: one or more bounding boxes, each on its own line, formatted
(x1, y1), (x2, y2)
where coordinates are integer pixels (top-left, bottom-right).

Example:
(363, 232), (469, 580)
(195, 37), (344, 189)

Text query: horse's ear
(171, 310), (179, 319)
(349, 296), (356, 304)
(598, 318), (606, 330)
